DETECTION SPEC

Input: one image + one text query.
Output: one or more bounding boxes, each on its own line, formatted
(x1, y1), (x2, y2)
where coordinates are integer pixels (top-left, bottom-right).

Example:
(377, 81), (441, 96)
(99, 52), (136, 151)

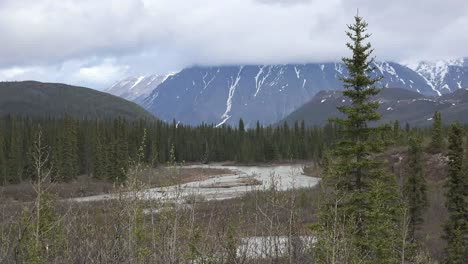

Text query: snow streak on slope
(130, 76), (145, 89)
(217, 66), (244, 127)
(254, 66), (271, 97)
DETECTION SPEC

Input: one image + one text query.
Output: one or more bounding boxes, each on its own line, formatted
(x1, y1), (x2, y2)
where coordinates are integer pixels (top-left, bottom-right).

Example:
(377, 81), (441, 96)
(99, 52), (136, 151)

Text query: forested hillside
(0, 81), (154, 120)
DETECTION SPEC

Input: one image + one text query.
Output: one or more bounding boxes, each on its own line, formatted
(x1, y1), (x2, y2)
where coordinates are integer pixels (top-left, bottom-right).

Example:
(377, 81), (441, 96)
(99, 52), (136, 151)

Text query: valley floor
(73, 163), (320, 203)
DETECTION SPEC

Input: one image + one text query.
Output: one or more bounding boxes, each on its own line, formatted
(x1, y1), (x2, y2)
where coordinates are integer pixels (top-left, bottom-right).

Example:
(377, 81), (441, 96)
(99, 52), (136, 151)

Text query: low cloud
(0, 0), (467, 88)
(73, 60), (129, 85)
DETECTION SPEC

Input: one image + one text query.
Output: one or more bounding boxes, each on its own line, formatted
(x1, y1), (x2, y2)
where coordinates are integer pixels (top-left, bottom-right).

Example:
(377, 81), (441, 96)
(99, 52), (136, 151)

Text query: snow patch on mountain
(105, 72), (176, 102)
(406, 58), (465, 95)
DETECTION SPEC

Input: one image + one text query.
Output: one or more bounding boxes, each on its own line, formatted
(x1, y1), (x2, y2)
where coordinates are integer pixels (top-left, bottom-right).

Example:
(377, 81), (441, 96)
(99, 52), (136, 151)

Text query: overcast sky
(0, 0), (467, 89)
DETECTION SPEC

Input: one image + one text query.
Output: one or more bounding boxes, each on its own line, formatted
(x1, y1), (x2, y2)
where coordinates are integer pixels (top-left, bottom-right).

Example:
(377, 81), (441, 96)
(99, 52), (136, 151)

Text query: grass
(0, 166), (234, 203)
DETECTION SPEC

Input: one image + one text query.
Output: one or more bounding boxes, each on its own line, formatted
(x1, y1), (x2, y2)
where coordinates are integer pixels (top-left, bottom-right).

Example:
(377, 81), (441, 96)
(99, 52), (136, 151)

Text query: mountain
(0, 81), (155, 120)
(109, 58), (468, 126)
(105, 74), (173, 103)
(406, 58), (468, 95)
(140, 62), (433, 127)
(281, 87), (468, 127)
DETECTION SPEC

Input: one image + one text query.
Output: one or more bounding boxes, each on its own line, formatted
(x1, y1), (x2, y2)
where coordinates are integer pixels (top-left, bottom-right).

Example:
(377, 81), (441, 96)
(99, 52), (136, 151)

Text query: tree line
(0, 115), (339, 184)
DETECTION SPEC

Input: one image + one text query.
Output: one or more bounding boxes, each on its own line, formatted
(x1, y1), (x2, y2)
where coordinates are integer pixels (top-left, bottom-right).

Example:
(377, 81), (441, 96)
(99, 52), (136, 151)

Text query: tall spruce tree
(403, 136), (428, 242)
(315, 14), (403, 263)
(443, 123), (467, 264)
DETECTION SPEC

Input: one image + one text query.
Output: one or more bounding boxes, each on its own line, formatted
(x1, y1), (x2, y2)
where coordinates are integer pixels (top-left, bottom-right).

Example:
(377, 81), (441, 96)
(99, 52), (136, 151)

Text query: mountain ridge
(106, 58), (468, 126)
(281, 87), (468, 127)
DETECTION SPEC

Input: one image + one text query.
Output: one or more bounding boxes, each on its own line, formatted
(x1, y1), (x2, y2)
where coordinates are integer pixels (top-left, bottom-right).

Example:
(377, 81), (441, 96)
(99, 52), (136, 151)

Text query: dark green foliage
(0, 115), (335, 184)
(316, 15), (403, 263)
(404, 136), (428, 242)
(238, 118), (245, 134)
(328, 14), (385, 193)
(430, 111), (444, 153)
(393, 120), (401, 143)
(0, 81), (154, 120)
(0, 128), (6, 185)
(443, 123), (467, 264)
(6, 116), (23, 184)
(109, 118), (129, 183)
(51, 116), (79, 181)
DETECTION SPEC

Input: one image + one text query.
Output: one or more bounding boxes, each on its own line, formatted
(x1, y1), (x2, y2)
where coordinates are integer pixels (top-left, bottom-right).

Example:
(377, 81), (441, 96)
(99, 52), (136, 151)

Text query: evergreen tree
(238, 118), (245, 134)
(403, 136), (428, 242)
(393, 120), (400, 143)
(315, 14), (402, 263)
(52, 116), (79, 181)
(405, 122), (410, 133)
(430, 111), (444, 153)
(109, 118), (129, 183)
(443, 123), (467, 264)
(148, 137), (159, 167)
(7, 116), (23, 183)
(0, 128), (6, 185)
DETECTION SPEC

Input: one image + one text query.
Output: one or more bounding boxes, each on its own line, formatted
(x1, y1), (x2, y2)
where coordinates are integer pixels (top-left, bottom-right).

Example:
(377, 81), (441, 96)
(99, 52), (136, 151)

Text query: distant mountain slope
(140, 62), (432, 126)
(105, 74), (173, 103)
(108, 58), (468, 126)
(0, 81), (155, 120)
(406, 58), (468, 95)
(281, 87), (468, 127)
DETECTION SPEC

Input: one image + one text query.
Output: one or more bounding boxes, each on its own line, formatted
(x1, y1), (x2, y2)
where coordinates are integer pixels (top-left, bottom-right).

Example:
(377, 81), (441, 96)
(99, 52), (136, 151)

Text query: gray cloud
(255, 0), (313, 5)
(0, 0), (467, 88)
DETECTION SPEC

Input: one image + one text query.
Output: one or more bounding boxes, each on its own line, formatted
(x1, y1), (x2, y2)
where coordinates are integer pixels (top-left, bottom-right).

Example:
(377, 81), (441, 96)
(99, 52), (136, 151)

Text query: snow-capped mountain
(406, 58), (468, 95)
(109, 58), (468, 126)
(140, 62), (434, 126)
(105, 74), (173, 103)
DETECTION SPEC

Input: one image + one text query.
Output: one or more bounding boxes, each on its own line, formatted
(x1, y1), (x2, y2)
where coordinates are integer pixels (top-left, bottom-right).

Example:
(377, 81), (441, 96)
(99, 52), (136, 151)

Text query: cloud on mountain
(0, 0), (467, 88)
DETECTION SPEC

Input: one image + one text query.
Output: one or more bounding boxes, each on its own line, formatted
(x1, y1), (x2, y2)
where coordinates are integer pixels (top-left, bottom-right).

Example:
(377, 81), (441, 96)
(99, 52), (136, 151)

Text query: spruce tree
(0, 129), (6, 185)
(405, 122), (410, 133)
(315, 14), (402, 263)
(403, 136), (428, 242)
(7, 116), (23, 183)
(443, 123), (467, 264)
(393, 120), (400, 143)
(238, 118), (245, 134)
(430, 111), (444, 153)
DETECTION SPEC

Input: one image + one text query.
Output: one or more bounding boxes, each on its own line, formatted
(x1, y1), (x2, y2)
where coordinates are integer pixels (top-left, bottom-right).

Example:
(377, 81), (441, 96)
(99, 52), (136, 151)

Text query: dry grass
(0, 179), (320, 263)
(0, 166), (234, 203)
(0, 151), (451, 262)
